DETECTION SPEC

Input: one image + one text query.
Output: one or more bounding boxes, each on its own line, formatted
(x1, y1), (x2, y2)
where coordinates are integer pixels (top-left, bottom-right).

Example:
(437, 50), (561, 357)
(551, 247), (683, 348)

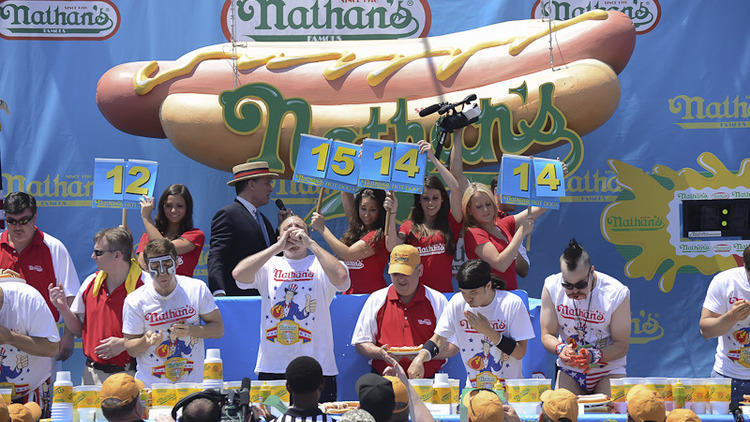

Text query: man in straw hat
(208, 160), (290, 297)
(233, 215), (349, 402)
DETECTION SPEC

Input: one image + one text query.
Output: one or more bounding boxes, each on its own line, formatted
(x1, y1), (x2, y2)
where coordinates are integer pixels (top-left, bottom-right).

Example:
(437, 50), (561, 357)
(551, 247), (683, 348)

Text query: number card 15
(499, 155), (565, 210)
(359, 139), (425, 194)
(93, 158), (159, 209)
(293, 134), (361, 193)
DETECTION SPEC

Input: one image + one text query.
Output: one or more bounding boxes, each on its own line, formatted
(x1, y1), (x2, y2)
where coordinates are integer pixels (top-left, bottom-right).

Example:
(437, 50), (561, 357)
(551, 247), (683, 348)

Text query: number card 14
(93, 158), (159, 209)
(499, 155), (565, 210)
(359, 139), (426, 194)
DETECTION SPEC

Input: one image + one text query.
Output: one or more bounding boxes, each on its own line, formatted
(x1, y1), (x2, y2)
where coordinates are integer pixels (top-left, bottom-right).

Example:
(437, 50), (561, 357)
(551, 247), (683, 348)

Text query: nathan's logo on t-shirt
(344, 260), (364, 270)
(145, 306), (197, 326)
(556, 304), (605, 324)
(729, 296), (745, 304)
(417, 244), (445, 257)
(272, 269), (314, 283)
(27, 265), (42, 272)
(459, 319), (506, 334)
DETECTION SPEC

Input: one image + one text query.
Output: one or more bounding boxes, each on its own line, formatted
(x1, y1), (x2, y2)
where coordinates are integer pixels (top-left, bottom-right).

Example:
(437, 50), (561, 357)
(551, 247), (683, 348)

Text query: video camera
(171, 378), (256, 422)
(419, 93), (480, 158)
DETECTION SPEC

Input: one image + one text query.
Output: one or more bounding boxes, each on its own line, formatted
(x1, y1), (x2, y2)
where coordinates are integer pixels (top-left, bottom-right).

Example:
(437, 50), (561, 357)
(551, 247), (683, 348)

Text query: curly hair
(341, 189), (386, 246)
(405, 175), (456, 255)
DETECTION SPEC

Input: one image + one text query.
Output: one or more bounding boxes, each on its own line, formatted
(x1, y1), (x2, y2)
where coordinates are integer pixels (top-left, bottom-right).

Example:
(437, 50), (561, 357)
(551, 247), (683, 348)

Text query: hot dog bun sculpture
(96, 10), (635, 176)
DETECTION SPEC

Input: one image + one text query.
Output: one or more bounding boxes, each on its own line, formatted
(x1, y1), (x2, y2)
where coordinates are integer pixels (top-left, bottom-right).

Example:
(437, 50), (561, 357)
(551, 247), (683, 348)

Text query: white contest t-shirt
(703, 266), (750, 379)
(0, 282), (60, 397)
(122, 275), (218, 387)
(544, 271), (629, 374)
(236, 254), (348, 376)
(434, 290), (534, 388)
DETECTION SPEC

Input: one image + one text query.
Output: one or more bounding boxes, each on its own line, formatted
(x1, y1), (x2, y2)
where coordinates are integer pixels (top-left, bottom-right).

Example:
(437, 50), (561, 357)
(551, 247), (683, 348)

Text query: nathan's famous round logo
(221, 0), (431, 42)
(531, 0), (660, 35)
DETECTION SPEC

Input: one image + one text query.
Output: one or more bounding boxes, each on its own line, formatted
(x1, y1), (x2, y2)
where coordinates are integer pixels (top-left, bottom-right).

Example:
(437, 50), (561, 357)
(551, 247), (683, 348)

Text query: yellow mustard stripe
(134, 10), (608, 94)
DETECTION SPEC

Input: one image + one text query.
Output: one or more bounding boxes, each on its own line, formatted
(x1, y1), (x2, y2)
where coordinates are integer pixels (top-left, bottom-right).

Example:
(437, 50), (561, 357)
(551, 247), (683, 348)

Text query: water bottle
(203, 348), (223, 391)
(432, 373), (452, 415)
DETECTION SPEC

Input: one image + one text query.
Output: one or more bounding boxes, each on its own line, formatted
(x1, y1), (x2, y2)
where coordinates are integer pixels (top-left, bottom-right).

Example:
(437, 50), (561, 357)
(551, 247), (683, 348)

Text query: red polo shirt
(464, 216), (517, 290)
(352, 284), (448, 377)
(0, 229), (80, 321)
(73, 272), (144, 366)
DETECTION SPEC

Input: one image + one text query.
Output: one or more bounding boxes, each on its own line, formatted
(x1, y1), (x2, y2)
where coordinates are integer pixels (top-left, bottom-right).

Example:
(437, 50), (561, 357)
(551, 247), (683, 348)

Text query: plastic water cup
(536, 378), (552, 396)
(621, 377), (639, 397)
(0, 387), (12, 406)
(449, 379), (460, 414)
(148, 406), (173, 420)
(250, 381), (264, 403)
(712, 401), (730, 414)
(644, 377), (668, 399)
(409, 379), (433, 404)
(76, 407), (97, 422)
(505, 379), (539, 403)
(610, 378), (627, 414)
(175, 382), (195, 402)
(684, 378), (708, 413)
(224, 381), (242, 393)
(708, 377), (732, 403)
(73, 385), (100, 409)
(151, 383), (177, 407)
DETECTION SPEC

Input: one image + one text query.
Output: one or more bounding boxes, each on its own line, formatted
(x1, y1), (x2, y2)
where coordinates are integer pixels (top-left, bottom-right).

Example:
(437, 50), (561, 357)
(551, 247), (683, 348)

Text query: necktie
(255, 209), (270, 247)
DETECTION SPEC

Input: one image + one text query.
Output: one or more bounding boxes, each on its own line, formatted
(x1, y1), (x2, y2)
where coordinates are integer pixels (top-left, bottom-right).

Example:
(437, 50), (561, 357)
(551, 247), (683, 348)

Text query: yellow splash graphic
(601, 152), (750, 293)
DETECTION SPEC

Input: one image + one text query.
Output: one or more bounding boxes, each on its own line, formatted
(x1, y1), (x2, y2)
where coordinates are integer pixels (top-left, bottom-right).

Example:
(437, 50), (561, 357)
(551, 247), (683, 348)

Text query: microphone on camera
(275, 199), (287, 211)
(418, 103), (443, 117)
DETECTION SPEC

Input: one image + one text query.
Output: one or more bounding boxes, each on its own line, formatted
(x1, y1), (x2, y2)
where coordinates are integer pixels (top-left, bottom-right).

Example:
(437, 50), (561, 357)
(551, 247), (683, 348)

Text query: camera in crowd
(419, 93), (480, 159)
(419, 93), (481, 132)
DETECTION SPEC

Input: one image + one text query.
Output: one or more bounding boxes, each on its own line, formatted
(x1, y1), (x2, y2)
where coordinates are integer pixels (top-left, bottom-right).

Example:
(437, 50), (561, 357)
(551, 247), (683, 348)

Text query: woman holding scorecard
(383, 140), (463, 293)
(461, 183), (539, 290)
(311, 188), (389, 294)
(136, 184), (204, 277)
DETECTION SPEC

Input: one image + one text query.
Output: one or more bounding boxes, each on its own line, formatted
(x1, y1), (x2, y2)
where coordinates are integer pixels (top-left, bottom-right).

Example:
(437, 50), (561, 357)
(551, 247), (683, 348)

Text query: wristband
(422, 340), (439, 361)
(555, 342), (566, 355)
(589, 347), (603, 364)
(495, 334), (517, 355)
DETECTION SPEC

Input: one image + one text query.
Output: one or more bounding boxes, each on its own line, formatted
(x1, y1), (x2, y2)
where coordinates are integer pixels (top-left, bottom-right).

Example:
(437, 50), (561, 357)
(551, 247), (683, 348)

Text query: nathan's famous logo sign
(630, 310), (663, 344)
(668, 94), (750, 129)
(220, 0), (431, 42)
(531, 0), (660, 35)
(601, 153), (750, 293)
(0, 0), (119, 40)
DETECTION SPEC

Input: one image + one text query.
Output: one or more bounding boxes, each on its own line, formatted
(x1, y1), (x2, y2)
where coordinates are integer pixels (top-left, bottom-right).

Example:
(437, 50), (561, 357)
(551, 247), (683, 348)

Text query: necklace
(571, 276), (596, 341)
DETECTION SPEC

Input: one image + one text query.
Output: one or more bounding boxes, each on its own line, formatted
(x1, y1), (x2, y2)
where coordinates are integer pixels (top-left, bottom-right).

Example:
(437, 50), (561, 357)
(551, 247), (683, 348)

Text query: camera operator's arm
(419, 140), (463, 222)
(449, 130), (470, 193)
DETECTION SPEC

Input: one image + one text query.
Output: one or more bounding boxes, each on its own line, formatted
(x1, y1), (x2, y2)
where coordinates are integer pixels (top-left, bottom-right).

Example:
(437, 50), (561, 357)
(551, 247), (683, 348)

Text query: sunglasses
(5, 215), (34, 226)
(561, 268), (592, 290)
(93, 249), (115, 257)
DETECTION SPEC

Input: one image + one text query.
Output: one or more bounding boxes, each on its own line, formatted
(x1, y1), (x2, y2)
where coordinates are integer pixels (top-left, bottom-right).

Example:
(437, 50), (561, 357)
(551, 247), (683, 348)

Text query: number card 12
(93, 158), (159, 209)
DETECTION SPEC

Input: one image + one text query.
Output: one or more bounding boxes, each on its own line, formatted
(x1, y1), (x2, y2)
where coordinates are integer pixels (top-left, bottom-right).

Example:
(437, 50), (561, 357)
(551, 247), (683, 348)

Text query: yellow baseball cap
(388, 245), (420, 275)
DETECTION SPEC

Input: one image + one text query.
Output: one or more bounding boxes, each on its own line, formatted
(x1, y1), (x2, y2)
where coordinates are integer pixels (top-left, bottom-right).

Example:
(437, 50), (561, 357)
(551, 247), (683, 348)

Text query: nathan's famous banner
(1, 0), (749, 382)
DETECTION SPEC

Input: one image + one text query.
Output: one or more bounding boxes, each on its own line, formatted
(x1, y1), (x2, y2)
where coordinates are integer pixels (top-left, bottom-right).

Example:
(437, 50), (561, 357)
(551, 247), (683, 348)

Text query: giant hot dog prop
(96, 10), (635, 176)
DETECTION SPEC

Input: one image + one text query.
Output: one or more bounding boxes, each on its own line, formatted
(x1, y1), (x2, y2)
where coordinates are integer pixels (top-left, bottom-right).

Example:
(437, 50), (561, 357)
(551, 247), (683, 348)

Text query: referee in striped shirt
(277, 356), (334, 422)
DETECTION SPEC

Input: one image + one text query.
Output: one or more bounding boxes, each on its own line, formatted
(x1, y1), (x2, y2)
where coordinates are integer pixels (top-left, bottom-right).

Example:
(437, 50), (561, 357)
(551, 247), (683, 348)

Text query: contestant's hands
(288, 228), (312, 249)
(384, 191), (398, 214)
(170, 323), (194, 339)
(310, 212), (326, 233)
(48, 284), (68, 310)
(139, 196), (155, 220)
(727, 299), (750, 323)
(556, 156), (569, 177)
(274, 226), (294, 252)
(95, 337), (126, 361)
(407, 354), (426, 379)
(464, 310), (496, 339)
(144, 330), (164, 347)
(557, 343), (578, 365)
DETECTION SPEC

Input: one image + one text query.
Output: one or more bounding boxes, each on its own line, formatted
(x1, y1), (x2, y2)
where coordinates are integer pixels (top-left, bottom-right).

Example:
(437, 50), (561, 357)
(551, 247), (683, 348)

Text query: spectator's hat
(540, 388), (578, 422)
(383, 376), (408, 414)
(627, 385), (666, 422)
(356, 373), (395, 422)
(666, 409), (701, 422)
(8, 402), (40, 422)
(99, 373), (142, 408)
(227, 161), (279, 185)
(388, 245), (420, 275)
(461, 389), (503, 422)
(340, 408), (376, 422)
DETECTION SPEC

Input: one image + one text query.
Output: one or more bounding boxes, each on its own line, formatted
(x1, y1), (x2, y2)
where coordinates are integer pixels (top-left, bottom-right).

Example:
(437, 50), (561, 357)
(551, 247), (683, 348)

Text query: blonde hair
(461, 183), (498, 228)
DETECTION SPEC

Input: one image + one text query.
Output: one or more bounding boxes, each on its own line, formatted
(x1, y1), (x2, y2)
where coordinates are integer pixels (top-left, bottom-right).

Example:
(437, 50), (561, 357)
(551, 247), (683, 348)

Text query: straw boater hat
(226, 161), (280, 185)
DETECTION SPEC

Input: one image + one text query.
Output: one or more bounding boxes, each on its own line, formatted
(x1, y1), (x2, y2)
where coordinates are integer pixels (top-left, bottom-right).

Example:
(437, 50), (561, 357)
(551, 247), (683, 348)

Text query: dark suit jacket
(208, 199), (275, 296)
